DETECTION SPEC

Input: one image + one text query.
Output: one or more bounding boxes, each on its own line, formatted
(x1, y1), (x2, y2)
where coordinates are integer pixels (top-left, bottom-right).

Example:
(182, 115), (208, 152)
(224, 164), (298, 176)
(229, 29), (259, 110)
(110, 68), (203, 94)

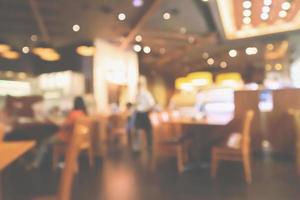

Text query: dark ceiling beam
(29, 0), (50, 42)
(120, 0), (162, 50)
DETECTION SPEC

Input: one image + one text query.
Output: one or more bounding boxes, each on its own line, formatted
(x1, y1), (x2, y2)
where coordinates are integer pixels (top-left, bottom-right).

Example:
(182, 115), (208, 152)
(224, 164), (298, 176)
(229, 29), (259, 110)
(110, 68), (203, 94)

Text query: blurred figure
(133, 76), (155, 152)
(125, 102), (135, 148)
(29, 96), (87, 169)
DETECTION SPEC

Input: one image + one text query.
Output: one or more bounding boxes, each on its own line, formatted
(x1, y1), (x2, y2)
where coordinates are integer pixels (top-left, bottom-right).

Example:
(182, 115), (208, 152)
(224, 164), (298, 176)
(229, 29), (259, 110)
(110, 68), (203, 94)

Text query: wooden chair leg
(243, 156), (252, 184)
(87, 146), (95, 167)
(176, 144), (185, 173)
(211, 152), (218, 179)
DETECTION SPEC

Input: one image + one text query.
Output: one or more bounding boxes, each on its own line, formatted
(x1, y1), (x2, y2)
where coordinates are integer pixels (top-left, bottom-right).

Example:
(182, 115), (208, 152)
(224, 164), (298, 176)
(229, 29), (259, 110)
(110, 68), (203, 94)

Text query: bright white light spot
(132, 0), (144, 7)
(243, 1), (252, 9)
(135, 35), (142, 42)
(264, 0), (272, 6)
(245, 47), (258, 55)
(133, 44), (142, 52)
(261, 13), (269, 20)
(72, 24), (80, 32)
(281, 2), (291, 10)
(207, 58), (214, 65)
(30, 34), (38, 42)
(143, 46), (151, 54)
(243, 17), (251, 24)
(279, 10), (287, 18)
(163, 12), (171, 20)
(22, 46), (30, 54)
(220, 61), (227, 68)
(118, 13), (126, 21)
(229, 49), (238, 57)
(243, 9), (252, 17)
(262, 6), (271, 13)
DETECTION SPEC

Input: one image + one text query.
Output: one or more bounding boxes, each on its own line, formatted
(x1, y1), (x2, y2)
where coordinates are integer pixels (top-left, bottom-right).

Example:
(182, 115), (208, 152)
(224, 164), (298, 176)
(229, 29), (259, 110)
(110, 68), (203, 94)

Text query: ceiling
(0, 0), (299, 80)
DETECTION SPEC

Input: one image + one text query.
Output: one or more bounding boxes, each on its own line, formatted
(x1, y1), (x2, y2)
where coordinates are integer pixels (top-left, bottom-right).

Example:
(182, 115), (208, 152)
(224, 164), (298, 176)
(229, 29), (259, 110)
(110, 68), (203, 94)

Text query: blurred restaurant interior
(1, 0), (300, 199)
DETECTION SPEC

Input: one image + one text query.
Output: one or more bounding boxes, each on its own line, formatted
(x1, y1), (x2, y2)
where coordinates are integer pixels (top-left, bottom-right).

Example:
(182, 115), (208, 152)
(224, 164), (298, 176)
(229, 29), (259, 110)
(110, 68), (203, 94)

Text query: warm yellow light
(175, 77), (193, 91)
(187, 72), (213, 86)
(0, 44), (10, 53)
(275, 63), (283, 71)
(76, 45), (96, 56)
(266, 43), (274, 51)
(220, 61), (228, 68)
(39, 51), (60, 61)
(265, 64), (272, 71)
(229, 49), (237, 57)
(2, 50), (20, 60)
(216, 73), (243, 88)
(207, 58), (214, 65)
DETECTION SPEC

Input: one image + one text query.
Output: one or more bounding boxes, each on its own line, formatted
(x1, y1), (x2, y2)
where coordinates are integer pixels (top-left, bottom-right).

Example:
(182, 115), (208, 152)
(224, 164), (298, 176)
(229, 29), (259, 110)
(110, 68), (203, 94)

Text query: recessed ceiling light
(207, 58), (214, 65)
(143, 46), (151, 54)
(281, 2), (291, 10)
(245, 47), (258, 55)
(135, 35), (142, 42)
(133, 44), (142, 52)
(220, 61), (227, 68)
(243, 1), (252, 9)
(261, 13), (269, 20)
(243, 17), (251, 24)
(202, 52), (209, 59)
(118, 13), (126, 21)
(22, 46), (30, 54)
(159, 48), (166, 54)
(180, 27), (187, 34)
(279, 10), (288, 18)
(132, 0), (144, 7)
(264, 0), (272, 6)
(72, 24), (80, 32)
(163, 12), (171, 20)
(262, 6), (271, 13)
(229, 49), (237, 57)
(243, 9), (252, 17)
(202, 0), (208, 2)
(265, 64), (272, 71)
(30, 34), (38, 42)
(275, 63), (283, 70)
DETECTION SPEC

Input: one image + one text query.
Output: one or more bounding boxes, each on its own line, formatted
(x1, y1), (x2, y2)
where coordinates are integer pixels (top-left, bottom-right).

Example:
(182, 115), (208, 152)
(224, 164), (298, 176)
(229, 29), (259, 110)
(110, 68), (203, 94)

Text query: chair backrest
(57, 117), (90, 200)
(241, 110), (255, 154)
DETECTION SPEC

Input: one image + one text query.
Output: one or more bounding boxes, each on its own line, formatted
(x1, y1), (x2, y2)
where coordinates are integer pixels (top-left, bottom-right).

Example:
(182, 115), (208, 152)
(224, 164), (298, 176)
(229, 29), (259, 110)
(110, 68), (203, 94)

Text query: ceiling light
(262, 6), (271, 13)
(133, 44), (142, 52)
(143, 46), (151, 54)
(159, 48), (166, 54)
(207, 58), (214, 65)
(202, 52), (209, 59)
(243, 17), (251, 24)
(132, 0), (144, 7)
(281, 2), (291, 10)
(261, 13), (269, 20)
(39, 51), (60, 61)
(279, 10), (288, 18)
(72, 24), (80, 32)
(229, 49), (238, 57)
(243, 9), (252, 17)
(76, 44), (96, 56)
(266, 43), (274, 51)
(245, 47), (258, 55)
(243, 1), (252, 9)
(180, 27), (187, 34)
(275, 63), (283, 70)
(163, 12), (171, 20)
(22, 46), (30, 54)
(202, 0), (208, 2)
(264, 0), (272, 6)
(220, 61), (228, 68)
(118, 13), (126, 21)
(265, 64), (272, 71)
(135, 35), (142, 42)
(30, 34), (38, 42)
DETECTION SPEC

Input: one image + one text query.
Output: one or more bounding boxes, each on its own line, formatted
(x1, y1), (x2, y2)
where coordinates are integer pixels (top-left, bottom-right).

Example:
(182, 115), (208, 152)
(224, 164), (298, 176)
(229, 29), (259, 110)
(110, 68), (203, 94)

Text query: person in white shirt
(134, 76), (155, 152)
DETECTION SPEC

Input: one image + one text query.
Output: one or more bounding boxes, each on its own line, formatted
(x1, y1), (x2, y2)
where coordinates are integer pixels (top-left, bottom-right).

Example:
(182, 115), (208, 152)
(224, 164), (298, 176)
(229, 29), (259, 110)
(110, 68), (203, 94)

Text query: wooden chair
(211, 110), (255, 183)
(53, 116), (94, 170)
(151, 111), (190, 173)
(107, 113), (128, 146)
(34, 119), (84, 200)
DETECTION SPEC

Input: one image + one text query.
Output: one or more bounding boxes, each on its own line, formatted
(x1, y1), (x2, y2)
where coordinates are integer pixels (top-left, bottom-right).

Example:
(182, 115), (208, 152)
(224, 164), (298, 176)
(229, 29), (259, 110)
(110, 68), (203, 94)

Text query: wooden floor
(2, 148), (300, 200)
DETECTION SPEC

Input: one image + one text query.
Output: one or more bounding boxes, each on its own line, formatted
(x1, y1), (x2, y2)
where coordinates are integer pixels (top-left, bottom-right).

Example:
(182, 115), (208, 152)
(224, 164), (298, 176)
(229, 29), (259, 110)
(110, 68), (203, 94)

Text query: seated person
(28, 96), (88, 169)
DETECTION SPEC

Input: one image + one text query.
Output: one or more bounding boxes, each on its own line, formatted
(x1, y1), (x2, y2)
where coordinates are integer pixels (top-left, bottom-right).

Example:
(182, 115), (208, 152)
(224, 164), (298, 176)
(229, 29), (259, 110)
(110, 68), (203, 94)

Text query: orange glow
(76, 45), (96, 56)
(2, 50), (20, 60)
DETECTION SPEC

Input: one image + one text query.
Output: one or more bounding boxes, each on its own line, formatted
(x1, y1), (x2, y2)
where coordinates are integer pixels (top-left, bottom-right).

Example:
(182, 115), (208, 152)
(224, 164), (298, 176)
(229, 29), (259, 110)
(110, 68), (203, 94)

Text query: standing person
(28, 96), (88, 169)
(134, 76), (155, 152)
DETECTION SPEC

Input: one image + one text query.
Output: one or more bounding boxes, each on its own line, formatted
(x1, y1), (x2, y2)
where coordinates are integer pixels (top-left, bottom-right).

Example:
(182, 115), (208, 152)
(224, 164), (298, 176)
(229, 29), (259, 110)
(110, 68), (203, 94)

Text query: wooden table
(0, 141), (36, 200)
